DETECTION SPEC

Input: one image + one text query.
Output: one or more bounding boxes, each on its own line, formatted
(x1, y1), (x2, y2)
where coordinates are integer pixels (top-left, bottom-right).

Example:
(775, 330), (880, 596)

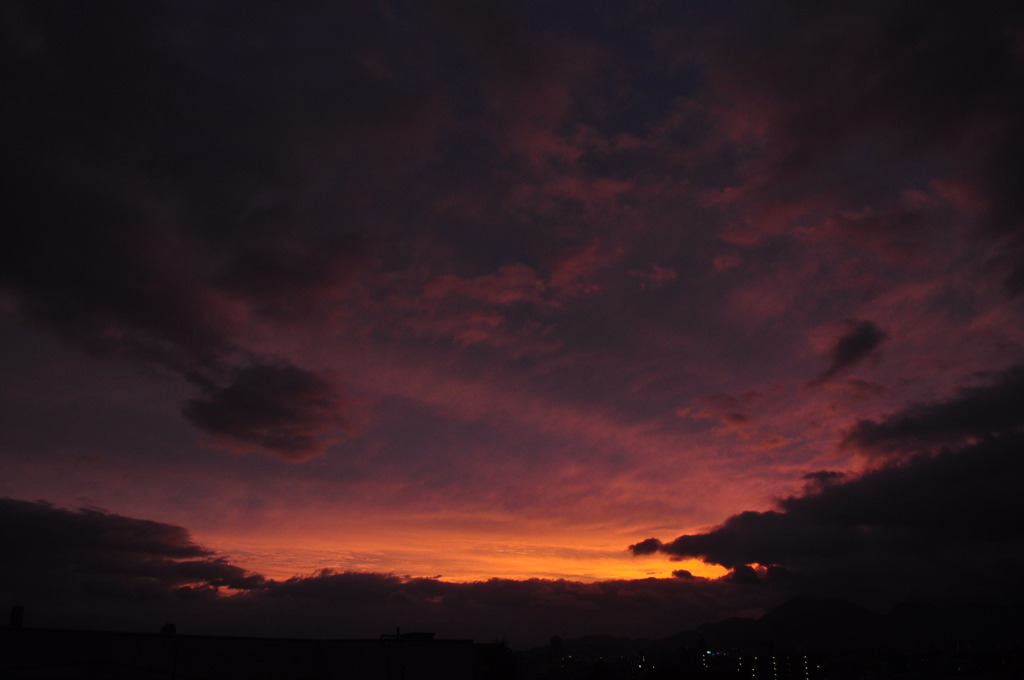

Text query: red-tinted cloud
(423, 264), (545, 307)
(3, 0), (1024, 635)
(696, 0), (1024, 289)
(0, 497), (784, 646)
(632, 364), (1024, 606)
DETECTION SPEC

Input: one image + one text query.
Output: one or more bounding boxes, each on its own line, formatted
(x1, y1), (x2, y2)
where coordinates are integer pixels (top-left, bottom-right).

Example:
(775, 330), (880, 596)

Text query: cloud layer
(631, 364), (1024, 607)
(807, 320), (887, 387)
(0, 498), (781, 647)
(2, 0), (1024, 620)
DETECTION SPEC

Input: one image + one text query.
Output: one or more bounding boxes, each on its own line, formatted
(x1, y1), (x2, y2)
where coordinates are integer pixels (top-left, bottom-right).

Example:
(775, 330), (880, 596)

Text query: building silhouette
(1, 624), (511, 679)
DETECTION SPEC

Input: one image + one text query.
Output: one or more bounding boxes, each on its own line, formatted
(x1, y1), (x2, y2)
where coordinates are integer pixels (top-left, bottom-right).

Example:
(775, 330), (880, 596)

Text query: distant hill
(529, 596), (1024, 656)
(753, 596), (882, 650)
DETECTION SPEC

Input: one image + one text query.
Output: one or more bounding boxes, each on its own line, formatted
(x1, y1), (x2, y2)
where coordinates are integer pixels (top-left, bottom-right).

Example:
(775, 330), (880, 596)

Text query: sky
(2, 0), (1024, 647)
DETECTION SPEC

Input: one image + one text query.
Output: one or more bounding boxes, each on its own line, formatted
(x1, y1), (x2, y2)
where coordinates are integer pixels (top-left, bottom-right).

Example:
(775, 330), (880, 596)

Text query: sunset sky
(3, 0), (1024, 646)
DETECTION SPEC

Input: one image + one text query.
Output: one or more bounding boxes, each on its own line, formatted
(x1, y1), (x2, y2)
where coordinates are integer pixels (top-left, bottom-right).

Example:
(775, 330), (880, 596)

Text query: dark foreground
(3, 597), (1022, 679)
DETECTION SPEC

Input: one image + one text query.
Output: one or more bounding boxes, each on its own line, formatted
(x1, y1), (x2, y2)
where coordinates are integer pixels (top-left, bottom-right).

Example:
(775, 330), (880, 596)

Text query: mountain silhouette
(754, 596), (882, 650)
(537, 595), (1024, 656)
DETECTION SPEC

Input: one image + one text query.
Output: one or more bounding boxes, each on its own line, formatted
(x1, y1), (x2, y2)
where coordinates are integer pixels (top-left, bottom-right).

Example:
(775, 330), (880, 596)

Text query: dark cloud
(0, 2), (373, 458)
(631, 369), (1024, 607)
(216, 227), (368, 321)
(801, 470), (846, 491)
(183, 362), (346, 460)
(842, 364), (1024, 456)
(218, 571), (789, 648)
(0, 166), (230, 370)
(0, 498), (263, 605)
(637, 440), (1024, 607)
(1, 1), (1023, 648)
(807, 320), (887, 387)
(0, 498), (788, 647)
(721, 565), (760, 585)
(627, 537), (663, 555)
(703, 1), (1024, 288)
(656, 510), (862, 570)
(678, 392), (762, 429)
(5, 489), (1020, 648)
(763, 565), (795, 585)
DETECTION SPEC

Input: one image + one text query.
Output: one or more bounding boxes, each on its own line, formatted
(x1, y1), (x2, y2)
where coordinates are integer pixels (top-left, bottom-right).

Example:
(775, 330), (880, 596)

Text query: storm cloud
(3, 0), (1024, 646)
(183, 362), (346, 460)
(1, 2), (362, 458)
(807, 320), (887, 387)
(0, 498), (783, 647)
(842, 363), (1024, 457)
(0, 498), (263, 606)
(631, 369), (1024, 607)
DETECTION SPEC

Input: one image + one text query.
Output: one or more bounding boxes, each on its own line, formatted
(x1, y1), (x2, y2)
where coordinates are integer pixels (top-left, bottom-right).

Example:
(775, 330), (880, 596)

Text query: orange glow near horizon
(203, 530), (728, 583)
